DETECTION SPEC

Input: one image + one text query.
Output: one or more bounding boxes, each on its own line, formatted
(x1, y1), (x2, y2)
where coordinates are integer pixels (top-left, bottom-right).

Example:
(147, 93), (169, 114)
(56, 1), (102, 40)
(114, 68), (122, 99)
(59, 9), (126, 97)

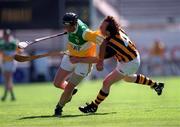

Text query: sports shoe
(154, 83), (164, 96)
(79, 102), (98, 113)
(1, 95), (7, 101)
(1, 97), (6, 101)
(72, 88), (78, 95)
(11, 97), (16, 101)
(54, 104), (63, 117)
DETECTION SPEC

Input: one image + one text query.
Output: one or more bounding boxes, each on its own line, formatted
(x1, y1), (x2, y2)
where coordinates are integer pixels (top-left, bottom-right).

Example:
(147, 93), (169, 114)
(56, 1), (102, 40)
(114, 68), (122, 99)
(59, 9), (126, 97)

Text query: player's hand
(96, 60), (104, 71)
(17, 47), (24, 54)
(3, 55), (14, 61)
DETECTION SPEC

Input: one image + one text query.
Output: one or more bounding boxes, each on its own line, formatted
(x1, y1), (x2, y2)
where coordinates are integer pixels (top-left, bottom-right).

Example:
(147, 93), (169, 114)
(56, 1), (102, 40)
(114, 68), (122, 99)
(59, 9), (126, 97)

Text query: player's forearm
(70, 56), (99, 64)
(77, 57), (99, 63)
(99, 40), (107, 61)
(3, 55), (14, 61)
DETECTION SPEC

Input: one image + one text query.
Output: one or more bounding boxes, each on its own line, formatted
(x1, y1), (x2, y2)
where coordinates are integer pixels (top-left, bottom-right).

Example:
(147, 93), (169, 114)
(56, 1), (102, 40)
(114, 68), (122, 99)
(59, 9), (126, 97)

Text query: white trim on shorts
(1, 61), (16, 72)
(115, 52), (140, 76)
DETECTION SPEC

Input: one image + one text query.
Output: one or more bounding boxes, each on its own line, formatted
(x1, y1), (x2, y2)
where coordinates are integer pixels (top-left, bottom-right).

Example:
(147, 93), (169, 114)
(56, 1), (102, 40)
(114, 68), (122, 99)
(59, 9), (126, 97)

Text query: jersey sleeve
(82, 29), (104, 45)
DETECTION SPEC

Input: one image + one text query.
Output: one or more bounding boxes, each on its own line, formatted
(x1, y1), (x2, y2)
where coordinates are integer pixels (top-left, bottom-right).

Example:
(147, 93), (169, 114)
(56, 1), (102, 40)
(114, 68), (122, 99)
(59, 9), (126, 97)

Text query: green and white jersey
(0, 39), (17, 61)
(68, 19), (88, 46)
(66, 19), (104, 57)
(67, 19), (95, 57)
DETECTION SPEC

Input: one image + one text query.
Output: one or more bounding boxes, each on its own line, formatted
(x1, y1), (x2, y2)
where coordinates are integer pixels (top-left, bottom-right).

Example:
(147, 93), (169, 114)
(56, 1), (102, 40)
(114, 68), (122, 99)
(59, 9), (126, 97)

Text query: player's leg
(123, 74), (164, 95)
(79, 69), (125, 113)
(53, 68), (71, 89)
(7, 72), (15, 101)
(1, 72), (8, 101)
(91, 56), (140, 108)
(94, 70), (125, 106)
(53, 68), (78, 95)
(54, 73), (84, 116)
(54, 63), (91, 116)
(1, 61), (16, 101)
(79, 54), (139, 113)
(122, 54), (164, 95)
(53, 55), (73, 89)
(1, 71), (15, 101)
(53, 55), (78, 94)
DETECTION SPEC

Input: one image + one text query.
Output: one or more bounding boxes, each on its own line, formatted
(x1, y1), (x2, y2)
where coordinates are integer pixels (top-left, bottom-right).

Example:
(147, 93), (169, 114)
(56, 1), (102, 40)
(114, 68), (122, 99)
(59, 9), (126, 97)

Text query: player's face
(64, 24), (76, 32)
(100, 21), (109, 37)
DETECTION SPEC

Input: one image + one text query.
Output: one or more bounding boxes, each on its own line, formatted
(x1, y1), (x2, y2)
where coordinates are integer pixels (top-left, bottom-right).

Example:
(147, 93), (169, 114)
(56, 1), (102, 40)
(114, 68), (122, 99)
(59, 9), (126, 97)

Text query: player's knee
(68, 73), (84, 86)
(53, 80), (64, 88)
(123, 74), (136, 82)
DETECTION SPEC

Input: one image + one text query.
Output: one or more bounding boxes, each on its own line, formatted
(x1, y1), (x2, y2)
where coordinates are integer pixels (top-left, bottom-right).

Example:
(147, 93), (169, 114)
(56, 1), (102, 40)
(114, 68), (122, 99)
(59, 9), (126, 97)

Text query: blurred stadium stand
(107, 0), (180, 24)
(0, 0), (180, 83)
(90, 0), (180, 78)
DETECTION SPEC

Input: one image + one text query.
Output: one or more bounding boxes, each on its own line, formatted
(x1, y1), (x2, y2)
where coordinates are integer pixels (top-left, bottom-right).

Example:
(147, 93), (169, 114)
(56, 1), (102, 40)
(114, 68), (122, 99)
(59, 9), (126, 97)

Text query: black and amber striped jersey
(105, 30), (138, 62)
(104, 45), (116, 59)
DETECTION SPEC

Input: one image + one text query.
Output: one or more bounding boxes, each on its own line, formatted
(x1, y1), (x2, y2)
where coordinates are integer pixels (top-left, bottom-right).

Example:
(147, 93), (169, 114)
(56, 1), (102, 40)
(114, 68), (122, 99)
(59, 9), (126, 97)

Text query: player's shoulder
(7, 40), (17, 49)
(78, 19), (88, 29)
(9, 40), (17, 46)
(84, 29), (102, 35)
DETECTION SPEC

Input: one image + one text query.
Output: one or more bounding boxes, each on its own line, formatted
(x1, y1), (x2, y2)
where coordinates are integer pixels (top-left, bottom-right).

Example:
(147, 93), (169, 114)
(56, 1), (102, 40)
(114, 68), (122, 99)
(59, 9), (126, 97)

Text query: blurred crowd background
(0, 0), (180, 83)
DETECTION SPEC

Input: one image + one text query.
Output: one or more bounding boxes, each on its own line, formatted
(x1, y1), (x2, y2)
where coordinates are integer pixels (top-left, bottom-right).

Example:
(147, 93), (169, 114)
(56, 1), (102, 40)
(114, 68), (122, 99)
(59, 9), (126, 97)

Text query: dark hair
(104, 16), (120, 36)
(63, 12), (78, 26)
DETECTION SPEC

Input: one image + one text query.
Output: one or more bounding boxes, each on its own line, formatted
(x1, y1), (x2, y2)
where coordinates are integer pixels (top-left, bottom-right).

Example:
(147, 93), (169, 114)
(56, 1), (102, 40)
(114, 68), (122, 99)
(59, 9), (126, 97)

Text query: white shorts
(116, 53), (140, 76)
(60, 55), (92, 77)
(2, 61), (16, 72)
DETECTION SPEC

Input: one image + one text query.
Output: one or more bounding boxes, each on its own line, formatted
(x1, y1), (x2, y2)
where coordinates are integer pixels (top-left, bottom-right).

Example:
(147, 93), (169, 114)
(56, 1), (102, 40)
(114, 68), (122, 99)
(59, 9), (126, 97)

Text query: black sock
(94, 90), (109, 106)
(2, 88), (8, 99)
(10, 89), (15, 100)
(135, 74), (158, 88)
(56, 103), (63, 109)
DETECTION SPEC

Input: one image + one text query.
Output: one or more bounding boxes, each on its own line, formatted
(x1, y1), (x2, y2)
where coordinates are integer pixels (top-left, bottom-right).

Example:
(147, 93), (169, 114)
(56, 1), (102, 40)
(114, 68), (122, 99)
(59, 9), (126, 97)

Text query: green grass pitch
(0, 77), (180, 127)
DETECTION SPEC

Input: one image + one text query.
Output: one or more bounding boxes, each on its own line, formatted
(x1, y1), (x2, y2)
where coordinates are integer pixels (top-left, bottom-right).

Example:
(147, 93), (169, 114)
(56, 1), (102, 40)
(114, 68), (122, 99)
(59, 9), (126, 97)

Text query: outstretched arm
(69, 39), (108, 71)
(70, 56), (99, 64)
(96, 39), (108, 71)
